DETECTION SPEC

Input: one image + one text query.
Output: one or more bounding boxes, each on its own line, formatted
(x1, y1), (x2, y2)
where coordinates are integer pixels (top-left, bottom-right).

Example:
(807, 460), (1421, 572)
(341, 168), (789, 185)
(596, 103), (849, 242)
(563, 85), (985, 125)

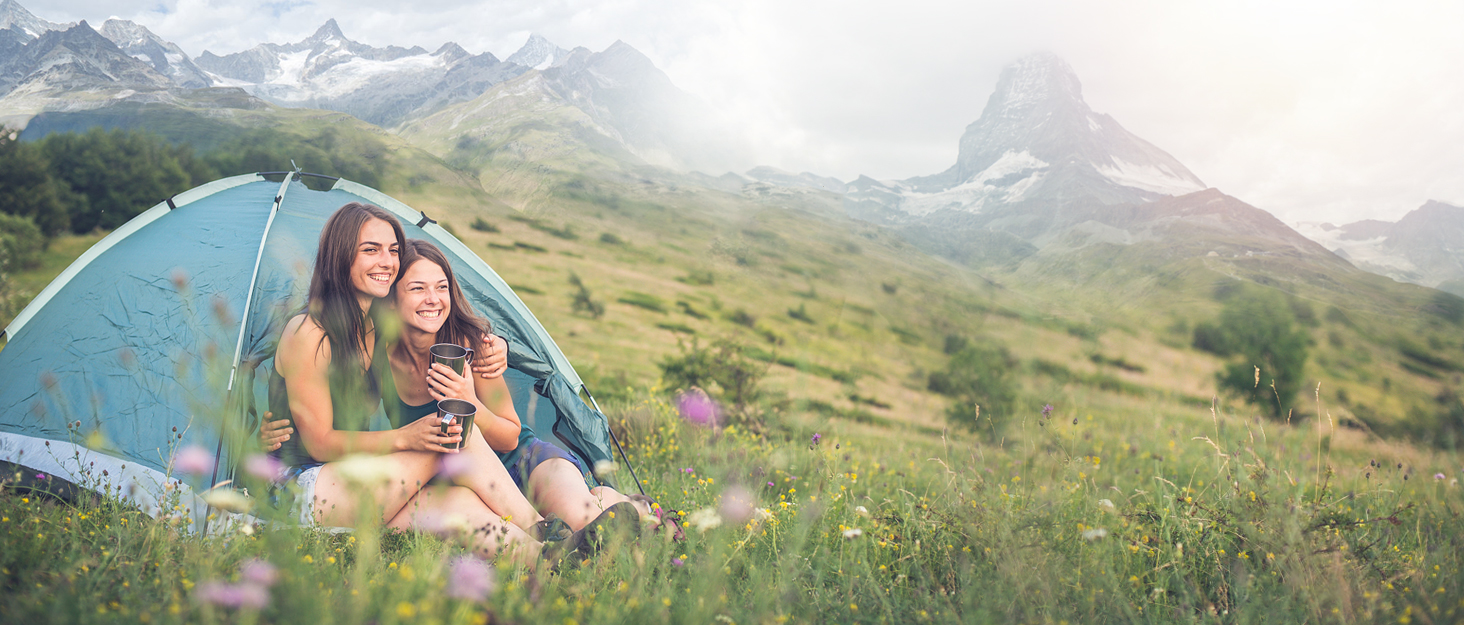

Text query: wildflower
(445, 556), (495, 602)
(676, 388), (721, 427)
(35, 473), (46, 480)
(195, 581), (269, 610)
(1435, 473), (1446, 480)
(687, 508), (723, 532)
(201, 489), (253, 514)
(767, 481), (774, 487)
(1041, 404), (1053, 418)
(671, 557), (685, 567)
(173, 445), (215, 476)
(1081, 528), (1108, 541)
(855, 506), (869, 517)
(438, 453), (474, 480)
(1098, 499), (1116, 513)
(811, 433), (822, 445)
(842, 528), (863, 539)
(719, 486), (755, 524)
(240, 560), (278, 587)
(242, 454), (285, 483)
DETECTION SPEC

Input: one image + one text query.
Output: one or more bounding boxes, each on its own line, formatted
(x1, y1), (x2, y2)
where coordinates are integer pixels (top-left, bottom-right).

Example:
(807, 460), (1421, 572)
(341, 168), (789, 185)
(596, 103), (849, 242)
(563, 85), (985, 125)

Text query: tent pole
(586, 390), (647, 498)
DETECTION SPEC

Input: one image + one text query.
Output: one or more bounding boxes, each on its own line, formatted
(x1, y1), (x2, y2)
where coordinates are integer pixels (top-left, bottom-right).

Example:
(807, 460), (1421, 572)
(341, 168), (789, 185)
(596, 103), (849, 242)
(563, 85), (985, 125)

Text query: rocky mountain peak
(97, 18), (212, 88)
(1, 0), (71, 40)
(506, 33), (568, 70)
(305, 19), (346, 46)
(987, 51), (1084, 117)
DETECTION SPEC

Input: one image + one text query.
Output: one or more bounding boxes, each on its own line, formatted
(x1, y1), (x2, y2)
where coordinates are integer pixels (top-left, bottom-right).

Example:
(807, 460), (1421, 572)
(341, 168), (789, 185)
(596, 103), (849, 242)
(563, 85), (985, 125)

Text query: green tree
(0, 127), (71, 236)
(38, 128), (201, 233)
(659, 338), (768, 424)
(1194, 289), (1310, 418)
(929, 341), (1018, 437)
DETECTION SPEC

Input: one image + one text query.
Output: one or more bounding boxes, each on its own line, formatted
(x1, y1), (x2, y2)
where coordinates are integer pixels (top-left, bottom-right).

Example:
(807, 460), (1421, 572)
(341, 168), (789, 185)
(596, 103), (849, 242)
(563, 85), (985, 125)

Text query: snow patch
(1294, 222), (1417, 274)
(1097, 157), (1205, 196)
(898, 150), (1049, 216)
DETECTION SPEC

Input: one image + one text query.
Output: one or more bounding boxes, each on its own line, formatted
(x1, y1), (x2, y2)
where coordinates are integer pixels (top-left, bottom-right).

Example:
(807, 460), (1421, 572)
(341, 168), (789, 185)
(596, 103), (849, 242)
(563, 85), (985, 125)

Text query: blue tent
(0, 172), (624, 529)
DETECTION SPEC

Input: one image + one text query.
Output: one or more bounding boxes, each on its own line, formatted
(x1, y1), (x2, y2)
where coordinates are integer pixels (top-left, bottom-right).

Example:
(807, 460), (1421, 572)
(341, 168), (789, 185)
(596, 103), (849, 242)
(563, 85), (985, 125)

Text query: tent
(0, 171), (632, 530)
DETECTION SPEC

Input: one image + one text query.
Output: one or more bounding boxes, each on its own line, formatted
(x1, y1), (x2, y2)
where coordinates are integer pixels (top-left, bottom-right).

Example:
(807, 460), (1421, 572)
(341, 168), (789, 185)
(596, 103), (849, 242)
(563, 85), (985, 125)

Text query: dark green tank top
(376, 345), (533, 467)
(269, 327), (384, 469)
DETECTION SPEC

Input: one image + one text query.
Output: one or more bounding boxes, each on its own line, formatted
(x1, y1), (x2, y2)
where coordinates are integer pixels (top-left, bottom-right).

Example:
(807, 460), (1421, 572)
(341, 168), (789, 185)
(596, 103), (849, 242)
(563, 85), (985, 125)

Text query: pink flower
(676, 389), (721, 428)
(195, 581), (269, 610)
(239, 559), (278, 587)
(719, 486), (755, 525)
(243, 455), (284, 483)
(671, 557), (685, 567)
(445, 556), (495, 602)
(1436, 473), (1447, 480)
(439, 454), (474, 480)
(173, 445), (215, 476)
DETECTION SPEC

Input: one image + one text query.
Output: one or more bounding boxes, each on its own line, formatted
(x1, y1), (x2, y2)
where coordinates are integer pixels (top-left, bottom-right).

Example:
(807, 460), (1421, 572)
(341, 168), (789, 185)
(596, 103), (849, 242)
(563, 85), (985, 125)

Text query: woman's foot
(543, 502), (640, 567)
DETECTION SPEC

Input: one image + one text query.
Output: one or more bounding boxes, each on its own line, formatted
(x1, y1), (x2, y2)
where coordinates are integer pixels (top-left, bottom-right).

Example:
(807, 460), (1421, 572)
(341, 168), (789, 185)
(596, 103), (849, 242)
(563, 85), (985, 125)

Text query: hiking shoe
(542, 502), (640, 567)
(533, 514), (573, 543)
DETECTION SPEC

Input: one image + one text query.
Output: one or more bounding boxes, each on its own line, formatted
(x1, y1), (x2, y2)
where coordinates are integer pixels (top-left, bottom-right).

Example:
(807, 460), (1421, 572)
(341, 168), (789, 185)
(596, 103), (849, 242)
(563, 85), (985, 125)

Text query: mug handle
(464, 346), (475, 365)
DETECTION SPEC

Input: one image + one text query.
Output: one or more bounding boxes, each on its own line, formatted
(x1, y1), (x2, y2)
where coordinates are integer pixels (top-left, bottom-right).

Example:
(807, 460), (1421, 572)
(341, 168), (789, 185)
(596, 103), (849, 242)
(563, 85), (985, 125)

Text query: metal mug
(437, 398), (476, 451)
(430, 343), (475, 376)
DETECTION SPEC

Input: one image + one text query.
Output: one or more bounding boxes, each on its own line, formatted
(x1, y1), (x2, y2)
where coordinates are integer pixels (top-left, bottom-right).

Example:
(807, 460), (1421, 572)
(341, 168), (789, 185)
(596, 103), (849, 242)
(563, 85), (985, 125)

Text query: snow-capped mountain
(0, 21), (171, 100)
(1297, 201), (1464, 295)
(504, 34), (572, 70)
(193, 19), (530, 128)
(846, 53), (1206, 227)
(98, 19), (212, 89)
(0, 0), (71, 42)
(744, 166), (847, 194)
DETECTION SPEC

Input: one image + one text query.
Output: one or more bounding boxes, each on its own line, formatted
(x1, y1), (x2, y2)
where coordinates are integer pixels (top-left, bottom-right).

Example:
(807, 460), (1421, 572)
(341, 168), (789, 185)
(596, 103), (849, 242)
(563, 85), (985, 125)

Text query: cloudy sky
(34, 0), (1464, 225)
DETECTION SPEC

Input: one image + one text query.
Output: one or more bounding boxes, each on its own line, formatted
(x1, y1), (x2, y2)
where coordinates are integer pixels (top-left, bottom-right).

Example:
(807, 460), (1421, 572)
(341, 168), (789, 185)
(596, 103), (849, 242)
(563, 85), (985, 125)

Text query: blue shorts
(505, 438), (588, 490)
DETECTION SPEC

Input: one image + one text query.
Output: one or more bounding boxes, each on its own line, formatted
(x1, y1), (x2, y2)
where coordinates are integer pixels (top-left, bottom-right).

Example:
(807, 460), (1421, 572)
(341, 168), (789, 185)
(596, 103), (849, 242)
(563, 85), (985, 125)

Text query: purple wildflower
(671, 557), (685, 567)
(445, 556), (495, 602)
(173, 445), (215, 476)
(1436, 473), (1447, 480)
(767, 481), (775, 487)
(1042, 404), (1054, 418)
(242, 454), (285, 483)
(811, 433), (821, 445)
(239, 559), (278, 587)
(719, 486), (755, 525)
(439, 453), (474, 480)
(676, 389), (721, 427)
(195, 581), (269, 610)
(35, 473), (46, 480)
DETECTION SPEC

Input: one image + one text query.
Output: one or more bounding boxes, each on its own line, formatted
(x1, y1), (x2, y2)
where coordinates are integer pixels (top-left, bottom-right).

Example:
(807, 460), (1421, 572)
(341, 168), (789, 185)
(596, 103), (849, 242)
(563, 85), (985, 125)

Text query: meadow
(3, 381), (1462, 624)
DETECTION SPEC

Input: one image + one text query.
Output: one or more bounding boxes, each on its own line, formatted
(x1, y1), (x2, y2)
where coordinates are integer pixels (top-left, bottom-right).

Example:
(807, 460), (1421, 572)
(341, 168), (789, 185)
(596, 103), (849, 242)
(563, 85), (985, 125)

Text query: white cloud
(27, 0), (1464, 224)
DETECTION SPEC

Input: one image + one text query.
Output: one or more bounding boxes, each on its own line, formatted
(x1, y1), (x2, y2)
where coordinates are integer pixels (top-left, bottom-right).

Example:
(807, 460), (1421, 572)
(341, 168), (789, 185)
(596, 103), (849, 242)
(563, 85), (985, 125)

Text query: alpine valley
(2, 0), (1462, 445)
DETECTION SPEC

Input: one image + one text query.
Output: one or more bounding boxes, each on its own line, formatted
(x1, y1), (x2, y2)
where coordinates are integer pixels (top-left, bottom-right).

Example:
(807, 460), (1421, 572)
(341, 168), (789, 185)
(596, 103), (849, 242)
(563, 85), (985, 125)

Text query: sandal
(630, 494), (686, 543)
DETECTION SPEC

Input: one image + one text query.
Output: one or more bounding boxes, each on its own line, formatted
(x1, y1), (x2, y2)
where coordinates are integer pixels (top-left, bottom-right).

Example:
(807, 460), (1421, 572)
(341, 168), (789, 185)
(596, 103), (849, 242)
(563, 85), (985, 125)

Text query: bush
(930, 341), (1018, 437)
(0, 127), (71, 236)
(469, 218), (499, 233)
(0, 212), (45, 271)
(568, 272), (604, 318)
(1194, 289), (1310, 419)
(598, 232), (622, 245)
(659, 338), (768, 424)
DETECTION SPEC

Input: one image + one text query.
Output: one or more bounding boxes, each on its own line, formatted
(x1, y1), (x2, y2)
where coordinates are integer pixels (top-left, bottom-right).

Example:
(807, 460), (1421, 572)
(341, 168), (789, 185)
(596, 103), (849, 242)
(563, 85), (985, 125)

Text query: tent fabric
(0, 173), (616, 530)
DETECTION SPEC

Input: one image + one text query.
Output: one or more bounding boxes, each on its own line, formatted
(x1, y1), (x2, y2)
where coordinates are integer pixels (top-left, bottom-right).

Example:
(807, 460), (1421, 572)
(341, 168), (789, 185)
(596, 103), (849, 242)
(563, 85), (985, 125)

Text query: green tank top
(376, 345), (533, 468)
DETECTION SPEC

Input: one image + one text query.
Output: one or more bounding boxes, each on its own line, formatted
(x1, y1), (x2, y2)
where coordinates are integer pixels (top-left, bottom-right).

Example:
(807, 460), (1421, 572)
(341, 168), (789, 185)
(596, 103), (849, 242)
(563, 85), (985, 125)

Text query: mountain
(0, 22), (172, 106)
(744, 166), (847, 194)
(846, 53), (1205, 231)
(192, 20), (529, 128)
(504, 34), (571, 70)
(402, 39), (741, 178)
(0, 0), (71, 42)
(98, 19), (212, 89)
(1297, 201), (1464, 295)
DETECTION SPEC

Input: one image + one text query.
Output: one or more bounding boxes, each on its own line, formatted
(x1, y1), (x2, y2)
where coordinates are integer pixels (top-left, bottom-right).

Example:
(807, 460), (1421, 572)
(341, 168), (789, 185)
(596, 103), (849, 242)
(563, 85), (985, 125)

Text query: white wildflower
(842, 528), (863, 539)
(1082, 528), (1109, 541)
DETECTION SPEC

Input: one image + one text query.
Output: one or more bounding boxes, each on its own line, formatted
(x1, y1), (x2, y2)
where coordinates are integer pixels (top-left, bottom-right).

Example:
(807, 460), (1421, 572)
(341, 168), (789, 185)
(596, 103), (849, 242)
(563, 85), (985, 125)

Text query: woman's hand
(469, 334), (508, 379)
(427, 362), (477, 402)
(259, 411), (292, 452)
(394, 414), (464, 453)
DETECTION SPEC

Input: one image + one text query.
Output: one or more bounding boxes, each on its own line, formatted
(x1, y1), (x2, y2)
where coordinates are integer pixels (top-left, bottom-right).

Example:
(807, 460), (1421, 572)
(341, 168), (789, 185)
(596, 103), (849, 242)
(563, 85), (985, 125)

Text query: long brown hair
(392, 239), (490, 358)
(308, 202), (404, 372)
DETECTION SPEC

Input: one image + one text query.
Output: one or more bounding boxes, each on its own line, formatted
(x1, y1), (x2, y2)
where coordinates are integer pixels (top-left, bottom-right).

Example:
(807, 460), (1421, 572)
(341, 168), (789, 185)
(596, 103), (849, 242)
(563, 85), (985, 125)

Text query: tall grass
(3, 385), (1461, 623)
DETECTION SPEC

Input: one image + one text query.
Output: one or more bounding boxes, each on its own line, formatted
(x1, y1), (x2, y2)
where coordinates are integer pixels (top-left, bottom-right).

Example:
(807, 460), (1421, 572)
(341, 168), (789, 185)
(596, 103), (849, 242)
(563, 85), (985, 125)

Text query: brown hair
(392, 239), (490, 356)
(308, 202), (404, 372)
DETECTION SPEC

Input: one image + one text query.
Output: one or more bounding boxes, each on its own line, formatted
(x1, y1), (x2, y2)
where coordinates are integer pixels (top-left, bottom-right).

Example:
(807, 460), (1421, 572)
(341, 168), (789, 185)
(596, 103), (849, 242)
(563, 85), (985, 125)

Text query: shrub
(675, 269), (714, 286)
(568, 272), (604, 319)
(0, 212), (44, 271)
(470, 218), (499, 233)
(1194, 289), (1309, 419)
(727, 309), (756, 328)
(787, 303), (813, 324)
(618, 292), (667, 313)
(659, 338), (768, 424)
(598, 232), (622, 245)
(930, 341), (1018, 437)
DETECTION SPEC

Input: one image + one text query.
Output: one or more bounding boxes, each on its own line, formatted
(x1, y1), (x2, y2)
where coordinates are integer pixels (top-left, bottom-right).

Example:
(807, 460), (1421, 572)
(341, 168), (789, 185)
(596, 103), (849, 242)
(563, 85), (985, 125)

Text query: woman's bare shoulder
(277, 314), (330, 372)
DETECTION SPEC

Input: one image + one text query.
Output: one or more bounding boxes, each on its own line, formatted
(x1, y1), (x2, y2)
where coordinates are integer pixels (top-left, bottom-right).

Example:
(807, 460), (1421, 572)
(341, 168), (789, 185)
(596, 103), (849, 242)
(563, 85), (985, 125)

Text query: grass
(3, 388), (1461, 623)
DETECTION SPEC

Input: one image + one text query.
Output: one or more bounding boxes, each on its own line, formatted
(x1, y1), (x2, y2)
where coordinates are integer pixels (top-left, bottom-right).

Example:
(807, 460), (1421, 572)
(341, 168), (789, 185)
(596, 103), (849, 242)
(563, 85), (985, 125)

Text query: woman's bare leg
(454, 423), (541, 530)
(313, 450), (441, 525)
(526, 458), (651, 531)
(387, 485), (541, 566)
